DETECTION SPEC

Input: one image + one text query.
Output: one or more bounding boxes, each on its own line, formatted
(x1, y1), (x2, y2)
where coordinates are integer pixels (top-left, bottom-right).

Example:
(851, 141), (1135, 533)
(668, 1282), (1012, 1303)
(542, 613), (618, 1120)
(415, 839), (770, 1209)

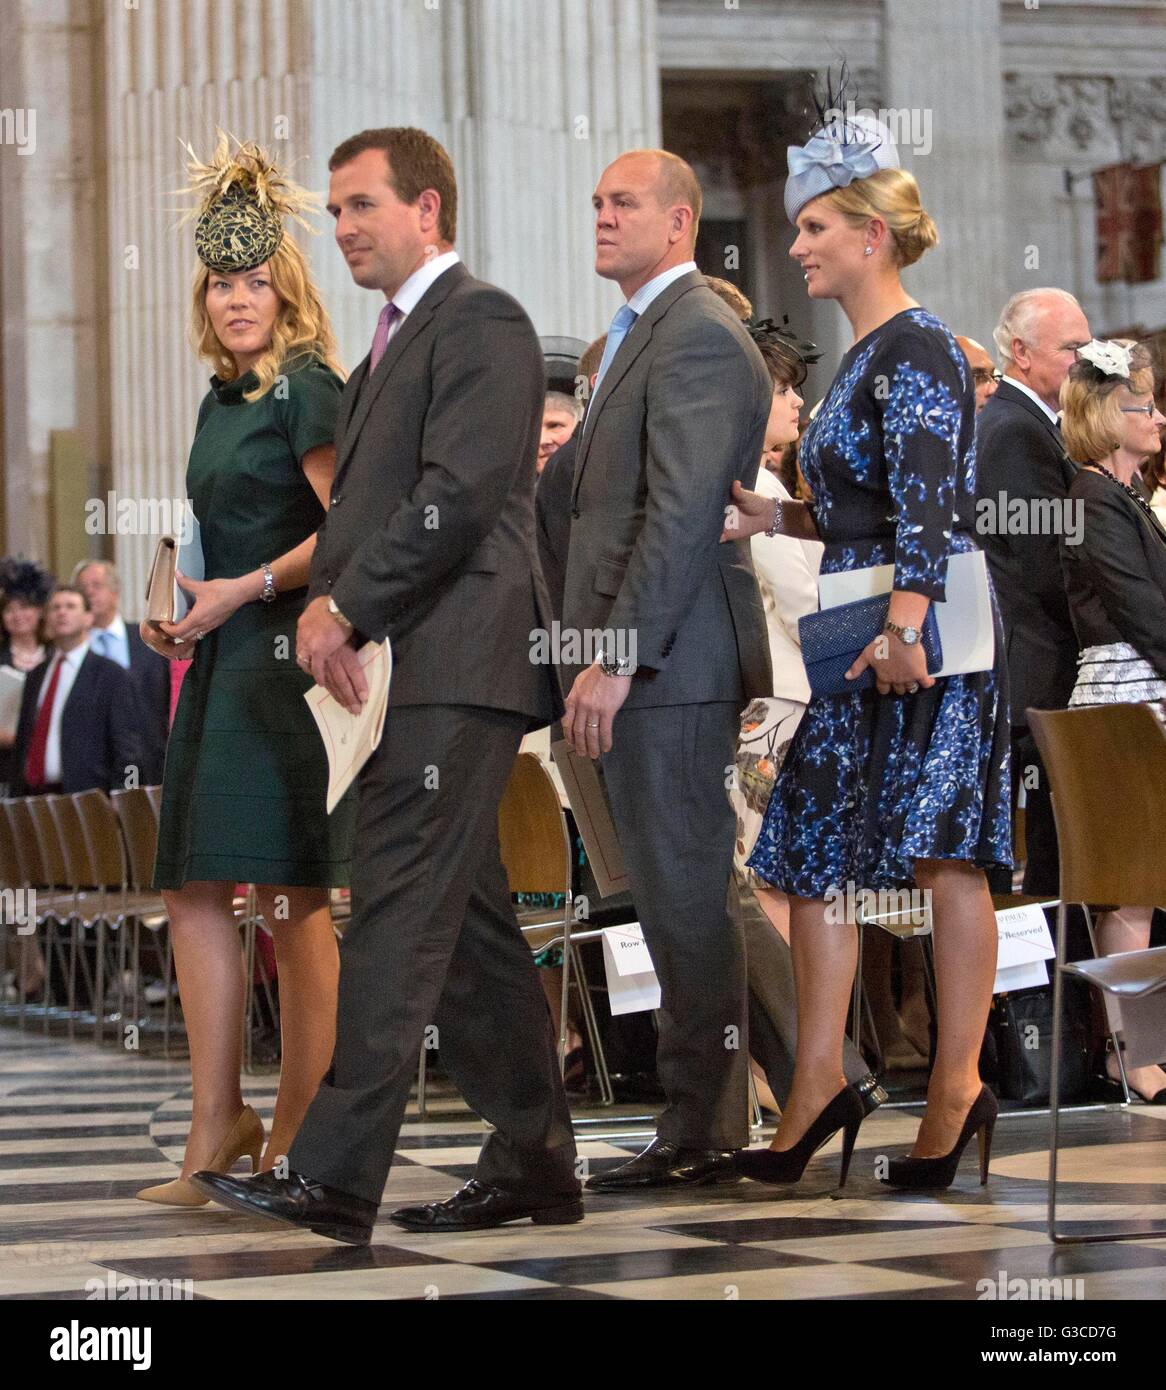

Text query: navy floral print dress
(747, 308), (1012, 897)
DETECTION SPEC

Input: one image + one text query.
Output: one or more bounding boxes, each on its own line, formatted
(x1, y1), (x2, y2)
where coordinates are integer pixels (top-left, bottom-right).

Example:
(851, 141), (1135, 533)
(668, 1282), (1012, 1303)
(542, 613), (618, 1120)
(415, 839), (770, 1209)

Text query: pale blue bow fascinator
(784, 112), (900, 223)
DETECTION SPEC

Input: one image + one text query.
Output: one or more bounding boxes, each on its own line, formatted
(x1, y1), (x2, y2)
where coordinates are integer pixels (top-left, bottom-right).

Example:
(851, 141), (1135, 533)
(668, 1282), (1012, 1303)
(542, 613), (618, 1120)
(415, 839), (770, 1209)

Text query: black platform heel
(882, 1085), (998, 1190)
(735, 1085), (866, 1189)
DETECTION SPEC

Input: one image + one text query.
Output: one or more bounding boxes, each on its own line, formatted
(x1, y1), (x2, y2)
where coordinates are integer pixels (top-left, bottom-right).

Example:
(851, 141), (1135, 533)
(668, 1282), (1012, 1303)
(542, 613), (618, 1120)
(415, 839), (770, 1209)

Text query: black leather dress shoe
(584, 1137), (739, 1191)
(190, 1169), (378, 1246)
(389, 1178), (584, 1232)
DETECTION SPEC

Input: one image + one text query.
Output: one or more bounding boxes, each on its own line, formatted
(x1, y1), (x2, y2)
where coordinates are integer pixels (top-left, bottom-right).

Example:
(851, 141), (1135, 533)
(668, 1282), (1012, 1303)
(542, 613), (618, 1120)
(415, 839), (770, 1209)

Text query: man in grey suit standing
(193, 127), (580, 1243)
(561, 149), (774, 1188)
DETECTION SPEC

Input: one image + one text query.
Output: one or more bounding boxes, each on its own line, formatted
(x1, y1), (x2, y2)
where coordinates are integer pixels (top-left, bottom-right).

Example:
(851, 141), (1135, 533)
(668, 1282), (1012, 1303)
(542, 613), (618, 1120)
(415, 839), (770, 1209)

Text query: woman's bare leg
(254, 885), (340, 1168)
(1098, 907), (1166, 1099)
(163, 880), (247, 1177)
(909, 859), (996, 1157)
(769, 894), (854, 1152)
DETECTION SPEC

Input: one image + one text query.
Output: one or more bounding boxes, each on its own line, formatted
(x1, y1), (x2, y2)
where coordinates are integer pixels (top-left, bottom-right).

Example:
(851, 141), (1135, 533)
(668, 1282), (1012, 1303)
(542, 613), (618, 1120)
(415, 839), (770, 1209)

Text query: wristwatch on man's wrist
(598, 646), (635, 678)
(328, 598), (354, 632)
(883, 619), (921, 646)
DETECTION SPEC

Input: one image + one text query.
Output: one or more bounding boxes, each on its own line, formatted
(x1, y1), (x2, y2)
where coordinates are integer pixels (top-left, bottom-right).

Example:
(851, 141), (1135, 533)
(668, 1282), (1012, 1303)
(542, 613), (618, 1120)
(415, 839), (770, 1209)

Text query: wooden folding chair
(111, 787), (174, 1053)
(1029, 703), (1166, 1245)
(498, 751), (613, 1106)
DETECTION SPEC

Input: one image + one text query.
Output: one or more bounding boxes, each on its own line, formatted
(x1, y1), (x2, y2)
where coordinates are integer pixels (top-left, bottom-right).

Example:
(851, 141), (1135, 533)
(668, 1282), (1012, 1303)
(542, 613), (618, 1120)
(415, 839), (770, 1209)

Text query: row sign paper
(993, 902), (1056, 994)
(601, 924), (661, 1015)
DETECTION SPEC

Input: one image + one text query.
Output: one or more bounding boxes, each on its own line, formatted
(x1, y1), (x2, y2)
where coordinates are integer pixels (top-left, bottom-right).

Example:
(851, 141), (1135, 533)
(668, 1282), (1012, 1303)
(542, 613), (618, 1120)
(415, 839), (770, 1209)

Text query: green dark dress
(153, 357), (357, 889)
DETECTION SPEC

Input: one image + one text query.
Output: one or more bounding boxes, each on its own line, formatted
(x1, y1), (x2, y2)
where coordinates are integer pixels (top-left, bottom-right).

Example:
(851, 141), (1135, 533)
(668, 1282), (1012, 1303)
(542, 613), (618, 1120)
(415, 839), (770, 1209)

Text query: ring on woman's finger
(586, 720), (600, 728)
(908, 682), (920, 694)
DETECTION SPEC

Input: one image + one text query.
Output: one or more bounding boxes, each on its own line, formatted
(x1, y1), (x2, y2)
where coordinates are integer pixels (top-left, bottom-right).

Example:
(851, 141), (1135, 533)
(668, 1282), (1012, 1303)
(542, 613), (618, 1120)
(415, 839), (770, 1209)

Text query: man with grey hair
(974, 288), (1090, 894)
(73, 559), (171, 784)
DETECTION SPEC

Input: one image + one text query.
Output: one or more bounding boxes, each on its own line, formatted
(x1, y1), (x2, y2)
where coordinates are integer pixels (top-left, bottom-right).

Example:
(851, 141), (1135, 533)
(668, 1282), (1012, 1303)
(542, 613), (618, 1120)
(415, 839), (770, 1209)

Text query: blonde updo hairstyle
(1060, 342), (1154, 465)
(818, 167), (938, 268)
(190, 232), (345, 402)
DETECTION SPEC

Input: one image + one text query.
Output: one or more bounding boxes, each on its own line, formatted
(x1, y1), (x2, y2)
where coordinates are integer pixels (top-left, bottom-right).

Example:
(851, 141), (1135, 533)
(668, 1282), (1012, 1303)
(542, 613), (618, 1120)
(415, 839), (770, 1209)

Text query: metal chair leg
(66, 918), (78, 1041)
(417, 1044), (428, 1119)
(557, 908), (572, 1075)
(748, 1067), (763, 1131)
(162, 928), (175, 1059)
(1048, 901), (1166, 1245)
(1048, 903), (1067, 1243)
(569, 942), (614, 1106)
(93, 919), (106, 1045)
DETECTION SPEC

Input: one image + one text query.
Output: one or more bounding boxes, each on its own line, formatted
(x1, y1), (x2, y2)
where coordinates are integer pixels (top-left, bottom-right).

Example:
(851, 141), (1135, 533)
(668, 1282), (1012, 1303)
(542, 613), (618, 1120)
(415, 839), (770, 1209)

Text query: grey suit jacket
(308, 261), (562, 728)
(560, 270), (773, 709)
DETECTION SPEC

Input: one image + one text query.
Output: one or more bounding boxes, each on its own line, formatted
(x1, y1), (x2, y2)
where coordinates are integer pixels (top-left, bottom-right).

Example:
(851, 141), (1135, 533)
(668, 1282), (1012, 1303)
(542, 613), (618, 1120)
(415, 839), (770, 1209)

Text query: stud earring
(863, 246), (873, 256)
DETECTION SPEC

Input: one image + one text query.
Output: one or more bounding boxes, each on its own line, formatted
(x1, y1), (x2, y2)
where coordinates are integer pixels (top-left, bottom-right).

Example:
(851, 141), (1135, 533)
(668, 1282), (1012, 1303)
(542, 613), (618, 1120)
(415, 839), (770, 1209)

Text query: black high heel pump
(735, 1086), (866, 1188)
(882, 1085), (998, 1189)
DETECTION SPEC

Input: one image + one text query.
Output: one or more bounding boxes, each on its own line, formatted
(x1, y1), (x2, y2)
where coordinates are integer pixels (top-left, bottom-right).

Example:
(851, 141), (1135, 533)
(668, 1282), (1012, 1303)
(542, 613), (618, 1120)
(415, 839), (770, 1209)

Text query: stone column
(882, 0), (1008, 350)
(0, 0), (108, 565)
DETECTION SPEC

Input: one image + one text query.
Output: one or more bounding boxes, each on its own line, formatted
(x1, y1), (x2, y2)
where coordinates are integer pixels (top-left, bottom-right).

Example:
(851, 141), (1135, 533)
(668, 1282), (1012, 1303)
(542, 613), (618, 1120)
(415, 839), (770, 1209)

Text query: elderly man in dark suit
(11, 586), (141, 796)
(193, 127), (578, 1244)
(560, 149), (774, 1189)
(73, 560), (171, 784)
(974, 288), (1090, 895)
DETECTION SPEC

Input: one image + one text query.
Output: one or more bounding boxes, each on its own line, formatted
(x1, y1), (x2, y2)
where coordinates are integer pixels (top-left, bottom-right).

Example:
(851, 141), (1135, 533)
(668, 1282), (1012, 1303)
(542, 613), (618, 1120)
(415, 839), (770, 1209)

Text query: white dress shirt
(1003, 374), (1060, 426)
(749, 469), (822, 704)
(35, 640), (90, 783)
(625, 260), (699, 317)
(382, 249), (462, 346)
(89, 613), (130, 669)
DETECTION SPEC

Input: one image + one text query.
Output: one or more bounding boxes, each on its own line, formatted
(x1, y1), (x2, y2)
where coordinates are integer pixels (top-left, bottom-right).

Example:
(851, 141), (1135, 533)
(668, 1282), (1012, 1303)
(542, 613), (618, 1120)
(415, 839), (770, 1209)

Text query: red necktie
(24, 655), (64, 789)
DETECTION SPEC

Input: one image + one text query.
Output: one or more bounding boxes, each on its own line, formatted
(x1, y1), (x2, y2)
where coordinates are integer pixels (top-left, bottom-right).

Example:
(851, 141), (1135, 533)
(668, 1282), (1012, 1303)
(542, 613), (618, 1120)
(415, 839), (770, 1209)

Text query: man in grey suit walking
(193, 127), (580, 1243)
(561, 149), (775, 1188)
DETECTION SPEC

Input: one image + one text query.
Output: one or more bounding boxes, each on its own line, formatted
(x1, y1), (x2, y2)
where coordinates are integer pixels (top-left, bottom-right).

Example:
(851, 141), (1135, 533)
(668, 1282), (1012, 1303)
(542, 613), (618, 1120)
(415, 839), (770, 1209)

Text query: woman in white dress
(730, 321), (822, 940)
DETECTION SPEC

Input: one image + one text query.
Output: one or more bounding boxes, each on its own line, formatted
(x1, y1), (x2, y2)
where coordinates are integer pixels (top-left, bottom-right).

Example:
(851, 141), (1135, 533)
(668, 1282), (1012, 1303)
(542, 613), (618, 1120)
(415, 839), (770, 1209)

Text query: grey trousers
(288, 704), (579, 1205)
(601, 701), (871, 1148)
(601, 701), (754, 1148)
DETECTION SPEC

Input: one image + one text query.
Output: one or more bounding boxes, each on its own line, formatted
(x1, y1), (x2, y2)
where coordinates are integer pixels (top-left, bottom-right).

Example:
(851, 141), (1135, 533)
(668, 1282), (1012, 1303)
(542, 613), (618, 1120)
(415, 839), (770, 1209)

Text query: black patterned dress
(747, 309), (1012, 897)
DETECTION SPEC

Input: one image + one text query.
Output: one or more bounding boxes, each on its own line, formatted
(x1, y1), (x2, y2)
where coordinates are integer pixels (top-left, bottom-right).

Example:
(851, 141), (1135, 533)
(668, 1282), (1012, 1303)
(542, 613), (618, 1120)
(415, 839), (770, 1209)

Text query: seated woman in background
(1059, 338), (1166, 1104)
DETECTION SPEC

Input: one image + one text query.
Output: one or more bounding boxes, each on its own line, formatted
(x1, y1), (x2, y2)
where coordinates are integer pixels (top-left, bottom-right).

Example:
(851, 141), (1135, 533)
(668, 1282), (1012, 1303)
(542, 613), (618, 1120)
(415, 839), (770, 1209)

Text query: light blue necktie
(92, 630), (109, 659)
(591, 303), (638, 397)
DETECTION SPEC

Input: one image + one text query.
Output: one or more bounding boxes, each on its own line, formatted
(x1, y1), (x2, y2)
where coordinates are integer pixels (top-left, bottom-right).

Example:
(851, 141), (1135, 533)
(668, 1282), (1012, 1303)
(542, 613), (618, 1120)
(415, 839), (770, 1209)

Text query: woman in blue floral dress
(726, 111), (1011, 1189)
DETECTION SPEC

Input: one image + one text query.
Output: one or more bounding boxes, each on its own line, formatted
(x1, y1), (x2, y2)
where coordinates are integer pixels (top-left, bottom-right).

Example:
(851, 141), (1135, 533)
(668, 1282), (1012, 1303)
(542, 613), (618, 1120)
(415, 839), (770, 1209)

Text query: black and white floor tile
(2, 1029), (1165, 1300)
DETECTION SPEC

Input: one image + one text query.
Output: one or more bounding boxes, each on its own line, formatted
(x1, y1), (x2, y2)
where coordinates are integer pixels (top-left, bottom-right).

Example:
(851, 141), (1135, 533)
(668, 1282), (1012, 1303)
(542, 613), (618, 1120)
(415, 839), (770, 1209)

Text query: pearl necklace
(1089, 462), (1160, 527)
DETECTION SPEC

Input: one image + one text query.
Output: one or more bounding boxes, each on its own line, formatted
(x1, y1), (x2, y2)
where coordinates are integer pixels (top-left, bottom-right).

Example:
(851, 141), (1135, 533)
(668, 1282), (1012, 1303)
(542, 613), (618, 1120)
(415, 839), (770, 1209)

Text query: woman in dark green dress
(138, 137), (356, 1206)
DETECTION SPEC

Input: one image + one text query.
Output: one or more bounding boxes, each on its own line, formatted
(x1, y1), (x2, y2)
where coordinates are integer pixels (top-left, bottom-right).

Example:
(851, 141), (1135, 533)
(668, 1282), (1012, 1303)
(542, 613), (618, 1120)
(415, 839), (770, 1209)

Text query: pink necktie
(369, 301), (400, 374)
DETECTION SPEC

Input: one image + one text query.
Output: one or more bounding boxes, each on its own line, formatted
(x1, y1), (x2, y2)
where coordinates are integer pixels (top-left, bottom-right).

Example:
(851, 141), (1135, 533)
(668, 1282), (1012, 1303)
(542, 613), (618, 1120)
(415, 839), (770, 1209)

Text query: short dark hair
(329, 127), (458, 242)
(578, 335), (606, 383)
(49, 584), (90, 612)
(754, 340), (804, 390)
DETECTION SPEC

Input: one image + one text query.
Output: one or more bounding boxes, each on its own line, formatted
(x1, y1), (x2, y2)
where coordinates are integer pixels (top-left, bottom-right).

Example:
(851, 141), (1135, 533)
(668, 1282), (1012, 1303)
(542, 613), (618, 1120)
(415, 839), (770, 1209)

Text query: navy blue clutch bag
(799, 594), (942, 698)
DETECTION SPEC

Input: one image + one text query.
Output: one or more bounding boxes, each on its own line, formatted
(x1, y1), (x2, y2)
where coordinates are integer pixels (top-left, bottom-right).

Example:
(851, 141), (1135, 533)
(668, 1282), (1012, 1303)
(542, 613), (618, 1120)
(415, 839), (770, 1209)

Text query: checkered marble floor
(3, 1029), (1166, 1301)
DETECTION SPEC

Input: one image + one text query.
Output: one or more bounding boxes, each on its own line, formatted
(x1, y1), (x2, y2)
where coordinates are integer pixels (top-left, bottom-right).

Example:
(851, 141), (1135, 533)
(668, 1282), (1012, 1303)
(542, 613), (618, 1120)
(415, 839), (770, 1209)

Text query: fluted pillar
(0, 0), (107, 567)
(883, 0), (1008, 350)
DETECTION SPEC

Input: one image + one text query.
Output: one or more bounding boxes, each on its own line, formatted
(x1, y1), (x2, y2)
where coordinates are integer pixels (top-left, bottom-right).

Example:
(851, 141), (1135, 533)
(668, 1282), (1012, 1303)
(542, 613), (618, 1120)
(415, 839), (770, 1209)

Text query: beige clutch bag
(142, 522), (203, 657)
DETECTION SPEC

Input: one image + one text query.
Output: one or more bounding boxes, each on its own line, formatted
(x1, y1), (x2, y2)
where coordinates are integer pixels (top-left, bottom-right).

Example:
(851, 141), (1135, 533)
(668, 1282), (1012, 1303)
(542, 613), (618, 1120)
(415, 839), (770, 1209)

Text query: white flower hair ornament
(1076, 339), (1134, 381)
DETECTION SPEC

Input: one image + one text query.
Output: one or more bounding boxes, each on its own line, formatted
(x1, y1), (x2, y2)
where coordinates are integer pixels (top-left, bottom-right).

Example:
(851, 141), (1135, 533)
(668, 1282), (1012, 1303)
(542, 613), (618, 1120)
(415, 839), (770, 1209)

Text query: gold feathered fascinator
(177, 130), (321, 273)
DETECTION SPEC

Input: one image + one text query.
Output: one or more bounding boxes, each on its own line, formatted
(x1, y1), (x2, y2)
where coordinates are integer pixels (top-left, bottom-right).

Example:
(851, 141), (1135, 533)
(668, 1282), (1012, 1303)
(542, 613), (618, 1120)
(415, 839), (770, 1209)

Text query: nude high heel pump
(137, 1105), (265, 1207)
